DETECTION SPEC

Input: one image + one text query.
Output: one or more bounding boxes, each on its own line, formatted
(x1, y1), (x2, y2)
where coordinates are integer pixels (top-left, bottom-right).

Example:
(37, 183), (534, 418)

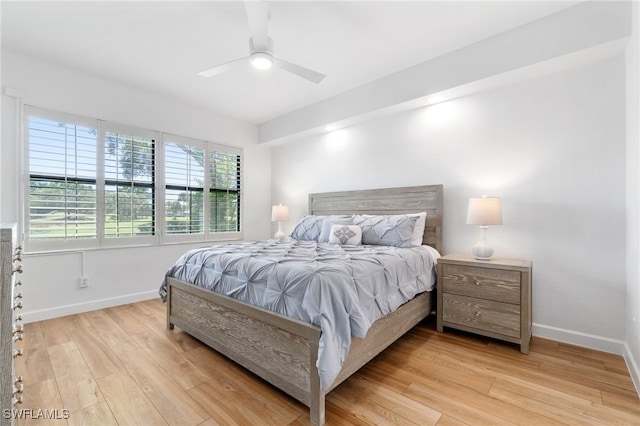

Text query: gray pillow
(319, 215), (354, 242)
(290, 215), (327, 241)
(353, 214), (419, 247)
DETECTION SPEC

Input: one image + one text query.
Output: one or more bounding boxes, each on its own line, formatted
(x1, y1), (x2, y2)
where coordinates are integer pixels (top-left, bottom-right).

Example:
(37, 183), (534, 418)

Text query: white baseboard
(624, 342), (640, 397)
(20, 290), (159, 323)
(533, 323), (640, 398)
(532, 323), (626, 355)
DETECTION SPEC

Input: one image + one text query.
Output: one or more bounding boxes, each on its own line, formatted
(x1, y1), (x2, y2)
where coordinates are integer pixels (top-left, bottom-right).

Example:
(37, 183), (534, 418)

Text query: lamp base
(472, 226), (494, 260)
(274, 222), (286, 241)
(472, 252), (494, 261)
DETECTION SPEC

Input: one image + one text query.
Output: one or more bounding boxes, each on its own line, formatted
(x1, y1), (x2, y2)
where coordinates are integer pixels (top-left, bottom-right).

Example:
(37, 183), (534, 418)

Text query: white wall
(259, 1), (630, 144)
(625, 0), (640, 394)
(271, 55), (628, 352)
(1, 50), (272, 322)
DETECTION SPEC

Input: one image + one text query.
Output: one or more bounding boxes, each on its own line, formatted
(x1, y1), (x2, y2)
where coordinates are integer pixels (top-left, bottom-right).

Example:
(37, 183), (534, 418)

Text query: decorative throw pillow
(290, 215), (327, 241)
(353, 214), (419, 247)
(329, 224), (362, 245)
(319, 215), (354, 242)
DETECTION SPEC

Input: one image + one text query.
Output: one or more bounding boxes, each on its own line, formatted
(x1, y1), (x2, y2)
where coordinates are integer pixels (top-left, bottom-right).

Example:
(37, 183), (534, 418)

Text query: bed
(162, 184), (443, 425)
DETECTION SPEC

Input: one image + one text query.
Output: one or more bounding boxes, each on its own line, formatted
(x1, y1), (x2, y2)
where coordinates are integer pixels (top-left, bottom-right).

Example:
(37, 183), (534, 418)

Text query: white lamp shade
(466, 197), (502, 226)
(271, 204), (289, 222)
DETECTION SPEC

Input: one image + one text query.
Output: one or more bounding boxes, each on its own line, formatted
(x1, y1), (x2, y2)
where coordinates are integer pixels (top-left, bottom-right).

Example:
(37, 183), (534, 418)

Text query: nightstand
(436, 253), (532, 354)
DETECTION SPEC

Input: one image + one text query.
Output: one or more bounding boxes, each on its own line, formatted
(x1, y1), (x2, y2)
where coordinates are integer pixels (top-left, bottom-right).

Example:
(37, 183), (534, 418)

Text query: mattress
(160, 239), (438, 390)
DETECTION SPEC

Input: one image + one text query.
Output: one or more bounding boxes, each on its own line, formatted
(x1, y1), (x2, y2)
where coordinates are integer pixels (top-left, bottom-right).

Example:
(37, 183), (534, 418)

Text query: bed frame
(166, 184), (443, 425)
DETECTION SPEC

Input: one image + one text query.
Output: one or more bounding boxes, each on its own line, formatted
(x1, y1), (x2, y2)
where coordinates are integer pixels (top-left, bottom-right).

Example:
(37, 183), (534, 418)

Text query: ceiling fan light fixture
(198, 4), (325, 83)
(250, 52), (273, 70)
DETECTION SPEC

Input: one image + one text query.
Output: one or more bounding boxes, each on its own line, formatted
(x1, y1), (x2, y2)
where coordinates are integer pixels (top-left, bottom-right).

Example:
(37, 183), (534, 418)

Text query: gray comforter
(160, 239), (438, 390)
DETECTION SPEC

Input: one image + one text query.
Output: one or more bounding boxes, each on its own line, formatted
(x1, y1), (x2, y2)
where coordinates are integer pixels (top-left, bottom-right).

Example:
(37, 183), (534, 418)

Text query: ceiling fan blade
(245, 0), (269, 51)
(273, 58), (326, 84)
(198, 56), (250, 78)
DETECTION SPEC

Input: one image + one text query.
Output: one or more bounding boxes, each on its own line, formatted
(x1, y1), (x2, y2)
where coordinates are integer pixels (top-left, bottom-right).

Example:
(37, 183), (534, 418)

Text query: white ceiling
(1, 1), (579, 125)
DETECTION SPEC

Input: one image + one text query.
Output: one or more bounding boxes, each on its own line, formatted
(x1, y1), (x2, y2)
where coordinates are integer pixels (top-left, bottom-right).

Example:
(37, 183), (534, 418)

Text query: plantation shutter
(209, 150), (240, 233)
(164, 139), (205, 235)
(26, 108), (98, 245)
(104, 125), (156, 239)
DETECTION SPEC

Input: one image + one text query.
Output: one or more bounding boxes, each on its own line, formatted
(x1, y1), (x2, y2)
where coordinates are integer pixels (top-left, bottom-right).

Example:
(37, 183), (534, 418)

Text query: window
(164, 137), (205, 236)
(162, 135), (241, 242)
(26, 109), (98, 248)
(104, 125), (156, 240)
(210, 150), (240, 232)
(24, 106), (242, 251)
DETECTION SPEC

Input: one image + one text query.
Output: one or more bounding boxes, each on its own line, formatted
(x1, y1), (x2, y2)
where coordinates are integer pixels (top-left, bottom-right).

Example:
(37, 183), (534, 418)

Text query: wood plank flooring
(14, 299), (639, 425)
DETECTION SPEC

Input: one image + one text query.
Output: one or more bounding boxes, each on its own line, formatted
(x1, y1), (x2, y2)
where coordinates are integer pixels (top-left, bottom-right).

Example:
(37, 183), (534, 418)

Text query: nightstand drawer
(442, 264), (520, 304)
(441, 293), (521, 338)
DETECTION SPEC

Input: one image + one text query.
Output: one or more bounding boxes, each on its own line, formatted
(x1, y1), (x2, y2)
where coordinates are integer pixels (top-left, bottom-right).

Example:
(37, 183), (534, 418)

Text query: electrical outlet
(79, 276), (89, 288)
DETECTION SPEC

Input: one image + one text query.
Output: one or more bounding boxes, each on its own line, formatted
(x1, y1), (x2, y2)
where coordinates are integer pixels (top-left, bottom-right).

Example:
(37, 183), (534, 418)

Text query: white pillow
(329, 224), (362, 245)
(318, 215), (353, 242)
(409, 212), (427, 246)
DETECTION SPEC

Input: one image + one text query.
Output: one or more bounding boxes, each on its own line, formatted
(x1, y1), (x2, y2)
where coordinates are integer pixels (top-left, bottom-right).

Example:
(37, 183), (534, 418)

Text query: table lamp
(466, 196), (502, 260)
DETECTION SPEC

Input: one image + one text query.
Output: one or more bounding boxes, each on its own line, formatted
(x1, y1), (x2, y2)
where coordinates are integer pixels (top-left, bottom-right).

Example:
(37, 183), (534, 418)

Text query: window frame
(208, 148), (242, 235)
(161, 134), (242, 244)
(24, 106), (100, 252)
(22, 105), (243, 253)
(100, 122), (160, 248)
(161, 134), (207, 244)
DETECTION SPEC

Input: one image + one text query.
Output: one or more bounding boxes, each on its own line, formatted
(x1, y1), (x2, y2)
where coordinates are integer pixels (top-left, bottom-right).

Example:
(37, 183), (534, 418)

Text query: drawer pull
(475, 311), (481, 317)
(13, 383), (24, 395)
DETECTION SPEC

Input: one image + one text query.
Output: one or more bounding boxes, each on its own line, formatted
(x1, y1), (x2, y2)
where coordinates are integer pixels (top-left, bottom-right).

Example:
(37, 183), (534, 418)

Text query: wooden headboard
(308, 184), (443, 253)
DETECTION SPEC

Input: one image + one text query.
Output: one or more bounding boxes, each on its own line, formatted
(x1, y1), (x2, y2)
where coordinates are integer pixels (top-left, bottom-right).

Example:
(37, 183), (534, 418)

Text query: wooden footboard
(166, 184), (442, 424)
(166, 277), (433, 425)
(166, 277), (325, 424)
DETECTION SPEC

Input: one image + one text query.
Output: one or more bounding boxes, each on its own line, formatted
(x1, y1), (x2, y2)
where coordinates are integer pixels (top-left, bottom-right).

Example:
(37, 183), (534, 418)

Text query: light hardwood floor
(14, 299), (640, 425)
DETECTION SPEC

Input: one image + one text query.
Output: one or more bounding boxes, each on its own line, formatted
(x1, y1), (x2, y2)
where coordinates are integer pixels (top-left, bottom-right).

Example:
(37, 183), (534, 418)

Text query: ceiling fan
(198, 1), (326, 84)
